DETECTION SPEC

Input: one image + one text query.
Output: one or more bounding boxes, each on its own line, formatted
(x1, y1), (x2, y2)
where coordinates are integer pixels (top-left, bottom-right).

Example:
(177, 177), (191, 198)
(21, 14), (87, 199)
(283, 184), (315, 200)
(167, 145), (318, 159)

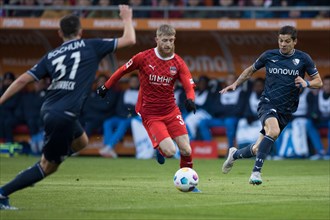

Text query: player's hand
(185, 99), (196, 114)
(119, 4), (132, 22)
(96, 85), (109, 98)
(219, 84), (236, 94)
(295, 76), (309, 88)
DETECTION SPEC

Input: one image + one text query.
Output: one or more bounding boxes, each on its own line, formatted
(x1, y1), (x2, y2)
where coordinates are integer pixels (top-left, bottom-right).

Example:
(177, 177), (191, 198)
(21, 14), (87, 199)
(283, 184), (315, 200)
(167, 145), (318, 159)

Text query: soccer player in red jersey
(97, 24), (198, 177)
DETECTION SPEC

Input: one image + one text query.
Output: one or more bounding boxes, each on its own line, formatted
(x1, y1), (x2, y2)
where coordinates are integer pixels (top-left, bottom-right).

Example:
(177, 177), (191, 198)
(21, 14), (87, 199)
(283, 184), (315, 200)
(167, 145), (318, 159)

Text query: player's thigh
(142, 119), (170, 148)
(42, 111), (77, 164)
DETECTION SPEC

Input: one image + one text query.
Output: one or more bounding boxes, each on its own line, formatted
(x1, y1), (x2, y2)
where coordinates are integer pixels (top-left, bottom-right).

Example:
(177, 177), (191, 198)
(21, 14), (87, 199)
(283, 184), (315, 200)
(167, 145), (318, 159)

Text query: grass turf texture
(0, 156), (329, 220)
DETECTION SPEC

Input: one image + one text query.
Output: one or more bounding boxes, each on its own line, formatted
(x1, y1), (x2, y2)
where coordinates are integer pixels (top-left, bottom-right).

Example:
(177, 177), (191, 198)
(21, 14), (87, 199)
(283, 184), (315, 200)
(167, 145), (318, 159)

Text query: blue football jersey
(253, 49), (318, 114)
(28, 38), (117, 116)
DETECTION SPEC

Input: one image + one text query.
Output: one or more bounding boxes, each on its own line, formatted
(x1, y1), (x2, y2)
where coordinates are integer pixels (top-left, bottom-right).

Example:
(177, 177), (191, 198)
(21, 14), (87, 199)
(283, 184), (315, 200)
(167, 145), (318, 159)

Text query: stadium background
(0, 4), (329, 157)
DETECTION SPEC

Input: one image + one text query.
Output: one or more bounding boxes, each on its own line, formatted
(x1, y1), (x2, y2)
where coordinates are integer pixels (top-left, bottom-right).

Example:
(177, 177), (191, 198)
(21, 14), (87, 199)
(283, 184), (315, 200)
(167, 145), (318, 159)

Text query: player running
(0, 5), (135, 210)
(221, 25), (323, 185)
(97, 24), (200, 191)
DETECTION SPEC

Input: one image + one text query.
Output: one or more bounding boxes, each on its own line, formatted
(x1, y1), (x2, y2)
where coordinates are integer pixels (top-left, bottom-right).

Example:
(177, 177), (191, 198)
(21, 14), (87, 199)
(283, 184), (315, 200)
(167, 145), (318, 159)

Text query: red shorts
(141, 108), (188, 148)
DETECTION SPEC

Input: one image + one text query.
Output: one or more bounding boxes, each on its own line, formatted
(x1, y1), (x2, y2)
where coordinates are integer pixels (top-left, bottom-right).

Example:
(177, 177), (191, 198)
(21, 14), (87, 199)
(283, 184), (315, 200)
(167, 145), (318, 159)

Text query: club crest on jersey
(292, 58), (300, 66)
(169, 66), (177, 75)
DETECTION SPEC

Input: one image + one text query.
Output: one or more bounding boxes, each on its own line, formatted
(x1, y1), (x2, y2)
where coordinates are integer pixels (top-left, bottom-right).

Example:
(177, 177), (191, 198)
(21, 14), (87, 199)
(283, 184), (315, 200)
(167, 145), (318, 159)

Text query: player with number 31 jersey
(0, 5), (136, 210)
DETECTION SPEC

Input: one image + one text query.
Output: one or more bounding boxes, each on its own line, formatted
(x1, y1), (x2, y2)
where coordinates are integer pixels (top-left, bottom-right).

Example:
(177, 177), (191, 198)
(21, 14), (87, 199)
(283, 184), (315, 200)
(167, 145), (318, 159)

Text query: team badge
(292, 58), (300, 66)
(170, 66), (177, 75)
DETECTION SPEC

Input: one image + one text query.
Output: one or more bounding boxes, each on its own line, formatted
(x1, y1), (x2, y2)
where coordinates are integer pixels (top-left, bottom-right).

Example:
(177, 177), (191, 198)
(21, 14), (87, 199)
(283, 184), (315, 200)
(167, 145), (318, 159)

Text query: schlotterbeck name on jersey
(48, 40), (86, 59)
(149, 74), (173, 85)
(48, 81), (76, 90)
(269, 68), (299, 76)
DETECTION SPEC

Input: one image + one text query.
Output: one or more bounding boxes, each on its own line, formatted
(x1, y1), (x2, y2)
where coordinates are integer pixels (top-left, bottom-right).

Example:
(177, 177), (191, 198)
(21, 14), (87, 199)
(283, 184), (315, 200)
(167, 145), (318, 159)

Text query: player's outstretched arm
(117, 5), (136, 49)
(220, 65), (255, 94)
(0, 72), (34, 105)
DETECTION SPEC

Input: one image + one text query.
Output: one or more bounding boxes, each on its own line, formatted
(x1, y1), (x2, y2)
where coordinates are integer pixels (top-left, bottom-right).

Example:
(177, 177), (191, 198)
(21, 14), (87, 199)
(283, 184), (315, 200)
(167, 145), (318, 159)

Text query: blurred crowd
(1, 0), (329, 18)
(1, 72), (329, 160)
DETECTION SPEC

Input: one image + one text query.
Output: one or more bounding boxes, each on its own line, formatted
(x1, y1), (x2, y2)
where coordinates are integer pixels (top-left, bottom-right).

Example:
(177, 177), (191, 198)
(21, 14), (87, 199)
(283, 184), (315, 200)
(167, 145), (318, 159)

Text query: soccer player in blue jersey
(0, 5), (135, 210)
(220, 25), (323, 185)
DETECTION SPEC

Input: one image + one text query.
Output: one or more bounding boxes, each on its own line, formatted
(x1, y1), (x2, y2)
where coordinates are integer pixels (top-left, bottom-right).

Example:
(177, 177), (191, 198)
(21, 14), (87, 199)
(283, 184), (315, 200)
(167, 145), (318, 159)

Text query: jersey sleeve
(253, 51), (268, 71)
(89, 38), (118, 59)
(27, 56), (49, 81)
(303, 53), (319, 77)
(104, 52), (142, 89)
(178, 56), (195, 100)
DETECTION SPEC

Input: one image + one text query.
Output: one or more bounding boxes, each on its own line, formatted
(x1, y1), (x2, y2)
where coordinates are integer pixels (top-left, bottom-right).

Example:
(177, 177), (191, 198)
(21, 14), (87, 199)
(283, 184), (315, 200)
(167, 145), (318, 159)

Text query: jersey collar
(279, 49), (295, 57)
(154, 47), (175, 60)
(62, 39), (80, 46)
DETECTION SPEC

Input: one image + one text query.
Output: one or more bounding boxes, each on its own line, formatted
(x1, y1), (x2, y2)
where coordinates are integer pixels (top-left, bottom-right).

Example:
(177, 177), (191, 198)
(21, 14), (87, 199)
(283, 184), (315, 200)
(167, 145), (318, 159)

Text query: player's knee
(161, 147), (176, 157)
(40, 156), (59, 176)
(267, 128), (280, 140)
(179, 146), (192, 156)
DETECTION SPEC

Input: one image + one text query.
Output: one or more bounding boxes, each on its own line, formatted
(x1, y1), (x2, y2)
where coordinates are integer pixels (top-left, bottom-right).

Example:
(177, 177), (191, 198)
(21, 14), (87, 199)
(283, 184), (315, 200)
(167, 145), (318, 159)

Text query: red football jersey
(105, 48), (195, 117)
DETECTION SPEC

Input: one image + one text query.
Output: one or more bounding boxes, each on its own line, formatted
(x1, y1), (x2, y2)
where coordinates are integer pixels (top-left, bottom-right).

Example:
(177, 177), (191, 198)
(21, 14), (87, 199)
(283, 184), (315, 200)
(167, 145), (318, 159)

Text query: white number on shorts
(177, 115), (185, 125)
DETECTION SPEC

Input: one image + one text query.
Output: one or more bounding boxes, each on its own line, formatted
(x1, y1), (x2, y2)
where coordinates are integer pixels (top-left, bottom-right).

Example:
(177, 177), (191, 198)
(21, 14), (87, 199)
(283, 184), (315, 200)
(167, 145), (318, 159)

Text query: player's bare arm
(117, 5), (136, 49)
(0, 72), (34, 105)
(295, 74), (323, 89)
(220, 65), (255, 94)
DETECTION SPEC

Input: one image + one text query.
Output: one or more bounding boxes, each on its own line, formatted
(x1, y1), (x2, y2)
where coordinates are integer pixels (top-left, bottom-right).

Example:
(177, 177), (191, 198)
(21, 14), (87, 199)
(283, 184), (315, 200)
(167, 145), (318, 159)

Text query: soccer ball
(173, 167), (199, 192)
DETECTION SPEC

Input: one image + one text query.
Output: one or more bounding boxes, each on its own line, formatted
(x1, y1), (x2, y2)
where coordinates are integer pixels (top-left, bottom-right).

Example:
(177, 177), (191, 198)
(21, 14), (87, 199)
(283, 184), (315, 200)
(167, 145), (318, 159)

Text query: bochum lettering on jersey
(48, 40), (86, 59)
(269, 67), (299, 76)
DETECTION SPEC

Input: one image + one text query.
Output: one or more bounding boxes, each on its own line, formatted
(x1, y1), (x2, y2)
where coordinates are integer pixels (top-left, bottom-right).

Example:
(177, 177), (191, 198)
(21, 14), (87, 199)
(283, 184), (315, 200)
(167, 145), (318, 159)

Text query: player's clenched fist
(184, 99), (196, 114)
(96, 85), (109, 98)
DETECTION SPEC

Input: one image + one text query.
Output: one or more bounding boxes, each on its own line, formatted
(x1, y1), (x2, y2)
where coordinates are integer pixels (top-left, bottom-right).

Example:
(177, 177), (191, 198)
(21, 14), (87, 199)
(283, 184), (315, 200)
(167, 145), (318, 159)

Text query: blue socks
(253, 136), (275, 172)
(0, 162), (45, 197)
(233, 144), (255, 159)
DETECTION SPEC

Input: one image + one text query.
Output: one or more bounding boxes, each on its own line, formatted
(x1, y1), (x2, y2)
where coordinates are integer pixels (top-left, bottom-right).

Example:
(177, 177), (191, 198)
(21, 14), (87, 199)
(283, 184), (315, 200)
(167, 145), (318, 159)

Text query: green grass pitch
(0, 156), (329, 220)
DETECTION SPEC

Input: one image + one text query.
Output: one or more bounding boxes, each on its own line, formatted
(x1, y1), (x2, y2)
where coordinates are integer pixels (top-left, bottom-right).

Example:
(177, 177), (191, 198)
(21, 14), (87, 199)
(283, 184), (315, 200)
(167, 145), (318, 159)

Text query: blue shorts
(257, 98), (292, 135)
(41, 110), (83, 164)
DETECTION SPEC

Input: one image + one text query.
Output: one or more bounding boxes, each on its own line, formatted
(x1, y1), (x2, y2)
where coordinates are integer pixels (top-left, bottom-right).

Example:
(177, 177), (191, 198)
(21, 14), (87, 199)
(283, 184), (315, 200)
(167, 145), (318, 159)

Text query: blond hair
(156, 24), (176, 37)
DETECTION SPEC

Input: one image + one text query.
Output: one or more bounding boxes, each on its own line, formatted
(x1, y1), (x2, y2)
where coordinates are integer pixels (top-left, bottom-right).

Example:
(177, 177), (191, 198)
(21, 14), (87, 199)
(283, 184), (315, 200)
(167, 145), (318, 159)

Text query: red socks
(180, 155), (193, 168)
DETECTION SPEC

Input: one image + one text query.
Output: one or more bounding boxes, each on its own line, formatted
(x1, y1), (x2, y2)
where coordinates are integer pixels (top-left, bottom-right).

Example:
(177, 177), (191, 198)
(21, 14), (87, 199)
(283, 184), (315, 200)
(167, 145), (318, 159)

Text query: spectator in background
(242, 0), (273, 18)
(276, 88), (325, 159)
(1, 0), (7, 17)
(184, 75), (214, 140)
(183, 0), (208, 18)
(99, 73), (140, 158)
(129, 0), (150, 18)
(73, 0), (93, 17)
(235, 78), (264, 149)
(19, 79), (49, 154)
(88, 0), (119, 18)
(41, 0), (71, 18)
(275, 0), (317, 18)
(210, 0), (240, 18)
(0, 72), (21, 143)
(313, 75), (330, 159)
(80, 74), (118, 137)
(151, 0), (183, 18)
(13, 0), (42, 17)
(198, 74), (246, 148)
